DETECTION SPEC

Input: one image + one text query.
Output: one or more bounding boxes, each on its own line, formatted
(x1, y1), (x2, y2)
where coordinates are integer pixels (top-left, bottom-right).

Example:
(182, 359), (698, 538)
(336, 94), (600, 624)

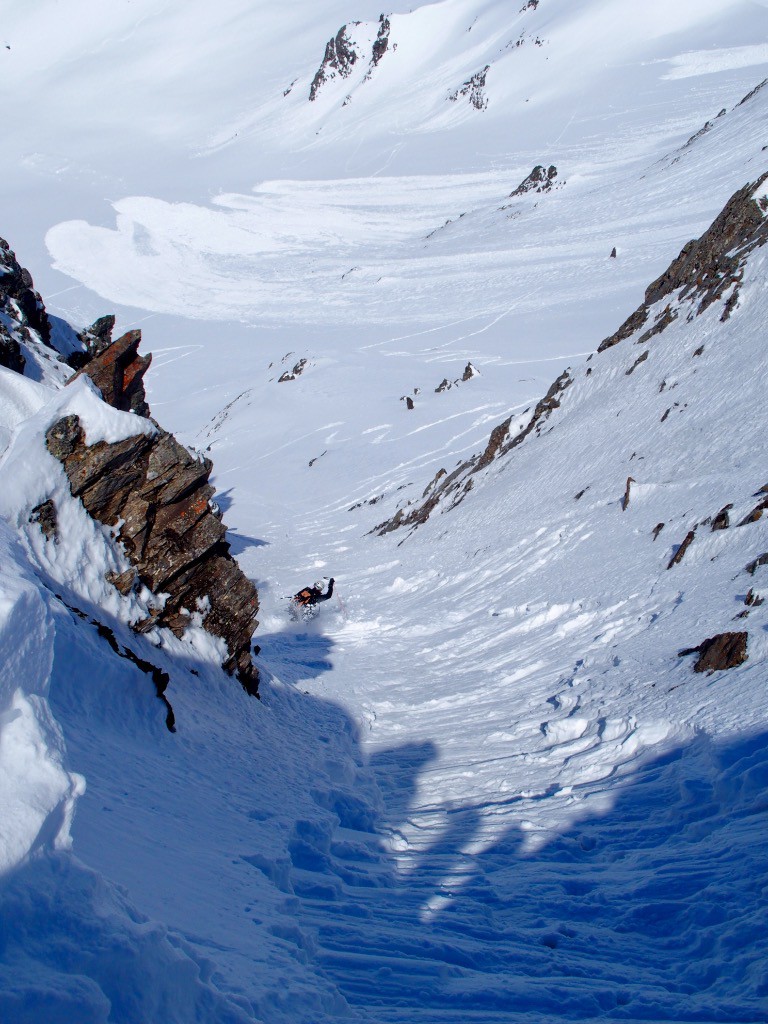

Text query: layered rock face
(46, 413), (259, 693)
(72, 328), (152, 417)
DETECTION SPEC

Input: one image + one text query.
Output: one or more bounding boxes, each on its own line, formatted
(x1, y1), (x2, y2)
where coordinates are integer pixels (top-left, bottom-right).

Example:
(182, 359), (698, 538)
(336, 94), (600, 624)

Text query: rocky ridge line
(373, 171), (768, 539)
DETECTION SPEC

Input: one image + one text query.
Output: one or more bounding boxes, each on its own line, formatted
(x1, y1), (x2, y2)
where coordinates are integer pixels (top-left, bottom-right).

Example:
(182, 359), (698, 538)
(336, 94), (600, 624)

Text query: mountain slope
(2, 2), (768, 1022)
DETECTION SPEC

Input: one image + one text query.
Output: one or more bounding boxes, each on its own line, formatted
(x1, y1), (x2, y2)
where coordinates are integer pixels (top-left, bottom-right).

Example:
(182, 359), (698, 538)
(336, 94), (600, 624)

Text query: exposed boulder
(711, 504), (732, 531)
(71, 329), (152, 417)
(46, 415), (259, 694)
(678, 632), (748, 673)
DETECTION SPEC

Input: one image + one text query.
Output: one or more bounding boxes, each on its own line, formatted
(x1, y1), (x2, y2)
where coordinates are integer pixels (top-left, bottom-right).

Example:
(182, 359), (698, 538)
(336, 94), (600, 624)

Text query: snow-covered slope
(2, 0), (768, 1021)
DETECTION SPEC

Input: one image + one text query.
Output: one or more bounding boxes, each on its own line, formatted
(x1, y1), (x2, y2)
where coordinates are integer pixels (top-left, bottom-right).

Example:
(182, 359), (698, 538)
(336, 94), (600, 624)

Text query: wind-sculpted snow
(0, 522), (83, 878)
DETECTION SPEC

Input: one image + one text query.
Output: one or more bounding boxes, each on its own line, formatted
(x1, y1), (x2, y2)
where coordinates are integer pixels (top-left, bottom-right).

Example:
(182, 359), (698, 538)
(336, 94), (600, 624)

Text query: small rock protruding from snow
(29, 499), (58, 542)
(667, 528), (696, 569)
(621, 476), (635, 511)
(449, 66), (490, 110)
(510, 165), (558, 197)
(278, 357), (307, 382)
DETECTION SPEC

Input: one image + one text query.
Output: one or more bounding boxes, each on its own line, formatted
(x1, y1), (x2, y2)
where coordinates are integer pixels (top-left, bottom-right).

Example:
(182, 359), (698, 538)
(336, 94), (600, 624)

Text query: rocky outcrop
(599, 172), (768, 352)
(370, 15), (391, 68)
(70, 314), (116, 366)
(679, 632), (748, 673)
(71, 329), (152, 417)
(310, 25), (361, 101)
(449, 67), (490, 110)
(46, 415), (259, 694)
(0, 237), (52, 347)
(509, 165), (558, 197)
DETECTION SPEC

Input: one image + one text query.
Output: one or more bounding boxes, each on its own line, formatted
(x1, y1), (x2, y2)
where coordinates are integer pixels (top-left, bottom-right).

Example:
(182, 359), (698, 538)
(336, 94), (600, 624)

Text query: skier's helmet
(315, 580), (325, 591)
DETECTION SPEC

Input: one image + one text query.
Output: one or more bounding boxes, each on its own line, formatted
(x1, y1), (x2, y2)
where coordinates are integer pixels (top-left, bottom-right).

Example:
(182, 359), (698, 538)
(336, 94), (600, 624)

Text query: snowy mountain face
(2, 1), (768, 1022)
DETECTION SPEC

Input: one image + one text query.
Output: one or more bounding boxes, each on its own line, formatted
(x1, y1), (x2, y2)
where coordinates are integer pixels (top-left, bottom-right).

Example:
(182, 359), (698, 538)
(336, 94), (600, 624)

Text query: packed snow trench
(2, 0), (768, 1021)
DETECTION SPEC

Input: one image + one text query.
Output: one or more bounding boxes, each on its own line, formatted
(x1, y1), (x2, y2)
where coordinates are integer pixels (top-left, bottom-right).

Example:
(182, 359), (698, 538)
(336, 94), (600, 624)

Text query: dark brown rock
(625, 350), (649, 375)
(373, 369), (572, 536)
(46, 415), (259, 694)
(622, 476), (635, 511)
(667, 529), (696, 569)
(278, 358), (307, 383)
(738, 497), (768, 526)
(371, 15), (390, 68)
(678, 632), (748, 673)
(71, 330), (151, 417)
(711, 504), (732, 531)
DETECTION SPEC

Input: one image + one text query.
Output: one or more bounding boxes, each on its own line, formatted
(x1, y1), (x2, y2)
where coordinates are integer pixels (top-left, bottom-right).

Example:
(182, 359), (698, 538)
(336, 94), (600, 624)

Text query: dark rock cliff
(0, 237), (52, 349)
(46, 412), (259, 694)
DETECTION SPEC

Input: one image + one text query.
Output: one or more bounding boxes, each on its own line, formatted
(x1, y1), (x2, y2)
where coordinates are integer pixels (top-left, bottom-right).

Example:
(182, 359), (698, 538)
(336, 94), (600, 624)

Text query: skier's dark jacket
(294, 578), (335, 607)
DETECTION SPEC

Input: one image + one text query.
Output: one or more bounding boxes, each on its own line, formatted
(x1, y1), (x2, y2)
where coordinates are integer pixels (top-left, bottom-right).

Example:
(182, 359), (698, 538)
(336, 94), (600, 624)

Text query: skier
(291, 577), (335, 619)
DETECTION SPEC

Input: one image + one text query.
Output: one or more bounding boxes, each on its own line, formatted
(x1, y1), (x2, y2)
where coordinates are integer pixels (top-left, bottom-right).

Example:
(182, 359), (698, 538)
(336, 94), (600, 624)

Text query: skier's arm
(317, 578), (335, 602)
